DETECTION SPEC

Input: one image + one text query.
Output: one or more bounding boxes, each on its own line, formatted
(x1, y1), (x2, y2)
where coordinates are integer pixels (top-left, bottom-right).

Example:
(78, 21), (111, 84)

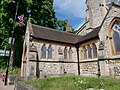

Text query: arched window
(41, 44), (46, 58)
(83, 46), (87, 59)
(106, 0), (120, 6)
(88, 45), (92, 59)
(112, 21), (120, 54)
(69, 47), (72, 59)
(64, 47), (67, 59)
(92, 44), (97, 58)
(48, 45), (52, 59)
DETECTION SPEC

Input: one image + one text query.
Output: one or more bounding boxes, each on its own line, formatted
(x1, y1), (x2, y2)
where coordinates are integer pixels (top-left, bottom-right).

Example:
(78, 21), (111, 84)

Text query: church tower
(85, 0), (107, 28)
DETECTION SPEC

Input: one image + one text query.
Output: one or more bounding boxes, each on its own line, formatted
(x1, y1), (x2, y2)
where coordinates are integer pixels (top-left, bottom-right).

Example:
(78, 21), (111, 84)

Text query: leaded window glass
(92, 44), (97, 58)
(106, 0), (120, 6)
(41, 44), (46, 58)
(83, 46), (87, 59)
(48, 45), (52, 59)
(88, 45), (92, 59)
(64, 47), (67, 59)
(112, 21), (120, 54)
(69, 48), (72, 59)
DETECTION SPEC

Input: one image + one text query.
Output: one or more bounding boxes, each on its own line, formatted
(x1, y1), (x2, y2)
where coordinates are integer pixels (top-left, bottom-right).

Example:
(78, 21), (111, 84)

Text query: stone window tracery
(41, 44), (46, 58)
(48, 45), (52, 59)
(83, 46), (87, 59)
(112, 21), (120, 54)
(69, 47), (72, 59)
(64, 47), (67, 59)
(106, 0), (120, 6)
(92, 44), (97, 58)
(88, 45), (92, 59)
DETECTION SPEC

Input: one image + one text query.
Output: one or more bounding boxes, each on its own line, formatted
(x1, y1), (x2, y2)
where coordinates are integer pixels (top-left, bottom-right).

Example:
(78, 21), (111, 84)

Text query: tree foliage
(0, 0), (74, 68)
(57, 20), (67, 31)
(0, 56), (8, 69)
(0, 0), (58, 67)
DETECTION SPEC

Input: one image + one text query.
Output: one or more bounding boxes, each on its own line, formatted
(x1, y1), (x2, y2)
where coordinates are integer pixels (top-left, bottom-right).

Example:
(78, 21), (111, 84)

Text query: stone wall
(15, 82), (39, 90)
(79, 59), (120, 77)
(107, 60), (120, 76)
(99, 6), (120, 56)
(21, 2), (120, 79)
(80, 61), (98, 76)
(24, 40), (78, 79)
(86, 0), (107, 28)
(38, 62), (78, 78)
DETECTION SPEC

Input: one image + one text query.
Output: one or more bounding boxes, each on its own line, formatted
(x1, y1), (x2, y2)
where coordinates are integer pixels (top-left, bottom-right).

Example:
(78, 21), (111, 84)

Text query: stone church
(21, 0), (120, 79)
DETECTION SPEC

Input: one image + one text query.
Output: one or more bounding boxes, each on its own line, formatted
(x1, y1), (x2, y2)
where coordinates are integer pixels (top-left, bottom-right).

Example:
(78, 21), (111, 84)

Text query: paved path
(0, 79), (14, 90)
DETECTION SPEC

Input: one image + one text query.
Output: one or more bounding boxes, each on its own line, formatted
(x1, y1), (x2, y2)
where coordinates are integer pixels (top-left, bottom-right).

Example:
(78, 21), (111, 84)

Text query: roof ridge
(31, 23), (79, 36)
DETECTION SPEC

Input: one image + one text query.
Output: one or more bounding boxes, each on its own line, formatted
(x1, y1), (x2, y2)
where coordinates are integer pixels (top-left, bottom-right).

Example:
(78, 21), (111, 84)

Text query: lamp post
(4, 2), (19, 86)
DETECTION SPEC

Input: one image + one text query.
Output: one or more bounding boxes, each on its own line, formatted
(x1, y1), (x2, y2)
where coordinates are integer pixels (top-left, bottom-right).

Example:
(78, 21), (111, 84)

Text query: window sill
(110, 55), (120, 59)
(80, 58), (98, 62)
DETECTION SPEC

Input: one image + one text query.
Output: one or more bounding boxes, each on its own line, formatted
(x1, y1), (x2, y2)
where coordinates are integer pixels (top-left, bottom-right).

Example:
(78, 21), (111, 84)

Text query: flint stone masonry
(108, 60), (120, 76)
(80, 62), (98, 76)
(23, 40), (78, 78)
(38, 62), (78, 77)
(86, 0), (107, 29)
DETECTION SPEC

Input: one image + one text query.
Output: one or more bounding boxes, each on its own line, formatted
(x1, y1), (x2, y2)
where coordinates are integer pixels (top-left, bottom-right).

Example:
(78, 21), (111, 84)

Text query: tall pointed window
(69, 47), (72, 59)
(112, 21), (120, 54)
(48, 45), (52, 59)
(88, 45), (92, 59)
(41, 44), (46, 58)
(64, 47), (67, 59)
(92, 44), (97, 58)
(83, 46), (87, 59)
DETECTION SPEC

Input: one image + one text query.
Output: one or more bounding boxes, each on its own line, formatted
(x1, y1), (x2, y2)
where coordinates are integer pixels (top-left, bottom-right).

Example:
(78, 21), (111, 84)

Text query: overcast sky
(53, 0), (86, 30)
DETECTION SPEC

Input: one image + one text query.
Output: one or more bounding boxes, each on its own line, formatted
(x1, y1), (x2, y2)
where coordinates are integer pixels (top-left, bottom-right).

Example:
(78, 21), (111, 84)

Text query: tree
(57, 20), (67, 31)
(57, 20), (75, 32)
(0, 0), (57, 67)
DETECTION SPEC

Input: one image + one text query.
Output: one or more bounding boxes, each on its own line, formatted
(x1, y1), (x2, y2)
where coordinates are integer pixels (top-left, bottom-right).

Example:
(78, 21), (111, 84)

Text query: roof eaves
(75, 26), (100, 44)
(31, 35), (76, 45)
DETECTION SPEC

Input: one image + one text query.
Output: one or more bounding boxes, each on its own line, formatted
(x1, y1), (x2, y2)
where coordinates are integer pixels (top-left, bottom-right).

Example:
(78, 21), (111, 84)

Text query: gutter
(75, 44), (80, 75)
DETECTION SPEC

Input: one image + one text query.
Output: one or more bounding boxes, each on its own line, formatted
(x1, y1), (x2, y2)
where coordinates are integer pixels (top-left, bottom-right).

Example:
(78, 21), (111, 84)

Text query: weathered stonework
(80, 62), (98, 76)
(21, 0), (120, 79)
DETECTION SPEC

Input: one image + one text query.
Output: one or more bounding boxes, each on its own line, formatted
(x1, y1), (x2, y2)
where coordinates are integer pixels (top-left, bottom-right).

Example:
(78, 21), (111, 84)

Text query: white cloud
(53, 0), (86, 18)
(74, 21), (85, 30)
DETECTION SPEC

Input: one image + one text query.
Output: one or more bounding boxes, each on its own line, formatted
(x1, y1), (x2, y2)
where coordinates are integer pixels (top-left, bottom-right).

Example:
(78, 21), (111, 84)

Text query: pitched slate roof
(76, 26), (100, 44)
(28, 22), (100, 45)
(30, 24), (80, 44)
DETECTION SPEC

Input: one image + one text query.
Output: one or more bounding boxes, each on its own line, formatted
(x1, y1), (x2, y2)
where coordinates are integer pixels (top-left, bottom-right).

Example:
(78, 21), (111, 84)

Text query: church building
(21, 0), (120, 79)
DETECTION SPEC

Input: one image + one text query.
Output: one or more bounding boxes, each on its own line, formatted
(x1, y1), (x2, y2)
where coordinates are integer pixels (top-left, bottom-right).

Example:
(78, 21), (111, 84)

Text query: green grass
(22, 76), (120, 90)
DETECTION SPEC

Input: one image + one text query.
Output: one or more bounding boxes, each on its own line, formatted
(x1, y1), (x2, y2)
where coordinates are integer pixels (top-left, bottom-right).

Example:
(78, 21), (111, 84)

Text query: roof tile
(29, 23), (100, 44)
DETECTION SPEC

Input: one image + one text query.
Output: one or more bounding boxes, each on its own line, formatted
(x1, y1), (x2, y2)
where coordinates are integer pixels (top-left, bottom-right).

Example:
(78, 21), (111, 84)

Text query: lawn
(22, 76), (120, 90)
